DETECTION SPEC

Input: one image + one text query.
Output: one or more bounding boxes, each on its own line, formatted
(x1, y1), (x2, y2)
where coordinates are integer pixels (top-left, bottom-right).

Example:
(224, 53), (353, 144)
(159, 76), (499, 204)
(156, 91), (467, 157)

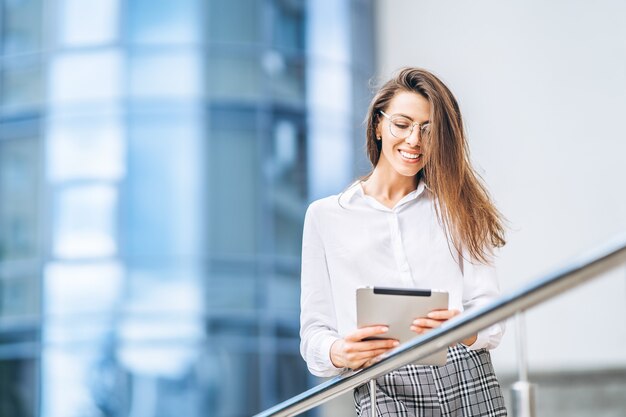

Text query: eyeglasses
(380, 110), (431, 141)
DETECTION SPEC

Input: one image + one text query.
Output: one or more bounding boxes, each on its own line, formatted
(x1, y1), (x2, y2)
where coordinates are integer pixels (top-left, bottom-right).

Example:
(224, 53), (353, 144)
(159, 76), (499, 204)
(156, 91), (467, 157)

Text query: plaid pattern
(354, 345), (507, 417)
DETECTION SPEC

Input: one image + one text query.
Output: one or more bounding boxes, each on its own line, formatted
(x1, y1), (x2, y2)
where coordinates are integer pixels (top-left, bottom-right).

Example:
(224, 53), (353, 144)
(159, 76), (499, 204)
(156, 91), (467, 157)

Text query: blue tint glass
(128, 0), (200, 44)
(57, 0), (119, 46)
(0, 137), (40, 261)
(129, 50), (202, 99)
(52, 185), (117, 259)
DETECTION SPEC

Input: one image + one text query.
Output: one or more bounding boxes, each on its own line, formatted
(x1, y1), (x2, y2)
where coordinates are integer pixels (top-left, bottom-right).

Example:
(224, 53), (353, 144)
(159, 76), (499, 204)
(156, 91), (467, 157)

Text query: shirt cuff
(464, 328), (489, 350)
(309, 335), (345, 378)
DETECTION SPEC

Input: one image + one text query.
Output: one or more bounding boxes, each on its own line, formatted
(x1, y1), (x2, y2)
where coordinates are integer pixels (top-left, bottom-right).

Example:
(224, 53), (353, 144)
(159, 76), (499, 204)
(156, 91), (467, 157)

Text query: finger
(412, 318), (444, 328)
(345, 348), (391, 369)
(427, 309), (460, 320)
(360, 353), (386, 369)
(346, 325), (389, 342)
(410, 325), (428, 334)
(351, 339), (399, 352)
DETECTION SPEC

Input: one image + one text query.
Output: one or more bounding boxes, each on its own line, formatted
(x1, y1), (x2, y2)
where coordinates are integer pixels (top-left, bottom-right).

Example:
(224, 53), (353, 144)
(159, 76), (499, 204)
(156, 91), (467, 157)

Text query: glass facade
(0, 0), (374, 416)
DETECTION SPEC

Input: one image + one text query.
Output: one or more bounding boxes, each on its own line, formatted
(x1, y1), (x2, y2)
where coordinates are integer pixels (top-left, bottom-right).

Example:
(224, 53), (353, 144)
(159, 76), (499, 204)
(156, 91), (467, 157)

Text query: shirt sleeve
(299, 203), (344, 377)
(460, 251), (506, 350)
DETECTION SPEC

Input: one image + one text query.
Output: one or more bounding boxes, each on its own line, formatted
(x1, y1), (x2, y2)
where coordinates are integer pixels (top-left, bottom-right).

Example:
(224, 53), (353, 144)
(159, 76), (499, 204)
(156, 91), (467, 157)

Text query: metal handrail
(254, 235), (626, 417)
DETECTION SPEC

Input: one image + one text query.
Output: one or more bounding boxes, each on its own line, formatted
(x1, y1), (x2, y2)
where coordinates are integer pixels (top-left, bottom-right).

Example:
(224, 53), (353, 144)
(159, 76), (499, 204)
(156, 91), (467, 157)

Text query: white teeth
(400, 150), (420, 159)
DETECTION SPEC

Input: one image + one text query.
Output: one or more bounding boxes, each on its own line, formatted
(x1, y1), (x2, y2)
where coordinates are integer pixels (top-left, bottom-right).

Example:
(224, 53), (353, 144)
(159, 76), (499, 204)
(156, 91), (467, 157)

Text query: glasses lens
(420, 124), (431, 141)
(389, 116), (412, 139)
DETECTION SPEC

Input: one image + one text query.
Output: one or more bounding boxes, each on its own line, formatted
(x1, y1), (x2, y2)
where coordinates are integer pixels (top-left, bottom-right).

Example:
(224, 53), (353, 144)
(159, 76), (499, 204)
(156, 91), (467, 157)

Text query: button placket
(390, 210), (413, 286)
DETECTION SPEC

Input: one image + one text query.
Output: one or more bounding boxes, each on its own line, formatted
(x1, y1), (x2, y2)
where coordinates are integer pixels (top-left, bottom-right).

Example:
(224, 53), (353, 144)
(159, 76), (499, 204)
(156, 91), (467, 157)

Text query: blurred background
(0, 0), (624, 416)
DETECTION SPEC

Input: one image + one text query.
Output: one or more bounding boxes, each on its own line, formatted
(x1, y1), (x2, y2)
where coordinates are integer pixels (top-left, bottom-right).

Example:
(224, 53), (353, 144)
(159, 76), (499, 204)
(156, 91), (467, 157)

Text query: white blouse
(299, 178), (505, 377)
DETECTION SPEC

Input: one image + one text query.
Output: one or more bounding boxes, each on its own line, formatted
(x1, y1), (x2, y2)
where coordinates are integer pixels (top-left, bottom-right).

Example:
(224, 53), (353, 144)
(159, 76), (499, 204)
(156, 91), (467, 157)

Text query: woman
(299, 67), (508, 416)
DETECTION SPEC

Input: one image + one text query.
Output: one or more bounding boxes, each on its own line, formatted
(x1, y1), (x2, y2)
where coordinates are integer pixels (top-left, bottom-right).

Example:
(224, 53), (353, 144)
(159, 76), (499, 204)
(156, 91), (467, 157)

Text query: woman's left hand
(410, 309), (477, 347)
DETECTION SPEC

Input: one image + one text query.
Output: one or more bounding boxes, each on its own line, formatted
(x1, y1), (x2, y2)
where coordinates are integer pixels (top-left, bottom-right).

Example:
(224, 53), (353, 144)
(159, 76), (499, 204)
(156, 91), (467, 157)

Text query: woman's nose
(405, 128), (421, 147)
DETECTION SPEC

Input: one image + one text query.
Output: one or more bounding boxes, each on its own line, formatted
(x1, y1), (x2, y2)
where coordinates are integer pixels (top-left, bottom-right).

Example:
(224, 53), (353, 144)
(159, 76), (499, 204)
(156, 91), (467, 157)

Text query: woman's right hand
(330, 326), (399, 370)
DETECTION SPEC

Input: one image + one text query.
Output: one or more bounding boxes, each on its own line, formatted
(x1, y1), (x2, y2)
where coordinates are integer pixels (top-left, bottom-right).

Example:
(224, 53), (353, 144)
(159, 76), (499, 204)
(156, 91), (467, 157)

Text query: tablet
(356, 286), (449, 366)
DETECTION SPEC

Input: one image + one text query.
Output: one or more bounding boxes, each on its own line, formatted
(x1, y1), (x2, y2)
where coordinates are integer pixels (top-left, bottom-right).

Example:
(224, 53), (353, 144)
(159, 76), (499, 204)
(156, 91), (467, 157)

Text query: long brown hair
(360, 67), (506, 264)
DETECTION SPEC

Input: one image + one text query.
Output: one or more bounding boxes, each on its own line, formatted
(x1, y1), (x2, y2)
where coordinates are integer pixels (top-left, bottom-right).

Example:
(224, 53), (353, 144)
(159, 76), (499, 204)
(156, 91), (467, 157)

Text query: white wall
(376, 0), (626, 373)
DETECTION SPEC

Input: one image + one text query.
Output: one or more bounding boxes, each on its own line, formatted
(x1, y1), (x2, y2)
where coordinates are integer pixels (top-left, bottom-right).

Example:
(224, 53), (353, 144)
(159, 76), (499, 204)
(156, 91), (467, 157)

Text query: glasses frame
(379, 110), (430, 141)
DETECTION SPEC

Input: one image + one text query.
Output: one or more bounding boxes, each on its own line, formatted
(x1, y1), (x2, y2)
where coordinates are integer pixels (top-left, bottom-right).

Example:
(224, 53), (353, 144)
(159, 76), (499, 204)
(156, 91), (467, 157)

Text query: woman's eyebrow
(394, 113), (430, 124)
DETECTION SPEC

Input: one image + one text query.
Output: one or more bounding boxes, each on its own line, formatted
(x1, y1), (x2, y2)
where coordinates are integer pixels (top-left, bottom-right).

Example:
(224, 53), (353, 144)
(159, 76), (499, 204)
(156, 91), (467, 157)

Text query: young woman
(299, 67), (508, 416)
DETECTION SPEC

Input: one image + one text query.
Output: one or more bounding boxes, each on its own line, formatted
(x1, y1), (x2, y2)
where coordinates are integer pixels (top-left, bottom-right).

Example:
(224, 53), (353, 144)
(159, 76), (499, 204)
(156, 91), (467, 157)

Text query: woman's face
(376, 91), (430, 178)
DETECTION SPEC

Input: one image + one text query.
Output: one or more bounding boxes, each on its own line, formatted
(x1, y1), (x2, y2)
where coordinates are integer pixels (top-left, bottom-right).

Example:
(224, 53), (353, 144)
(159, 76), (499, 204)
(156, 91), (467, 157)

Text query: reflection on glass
(208, 0), (261, 43)
(42, 347), (111, 417)
(207, 348), (260, 416)
(272, 0), (305, 50)
(0, 59), (43, 112)
(126, 113), (203, 258)
(119, 275), (203, 378)
(49, 50), (123, 104)
(270, 117), (306, 257)
(0, 274), (39, 318)
(0, 358), (37, 417)
(47, 114), (125, 182)
(0, 137), (39, 261)
(276, 352), (309, 403)
(207, 54), (263, 101)
(57, 0), (119, 47)
(128, 0), (200, 44)
(44, 262), (123, 316)
(52, 185), (117, 259)
(1, 0), (43, 55)
(209, 109), (258, 256)
(267, 52), (305, 105)
(267, 274), (299, 310)
(206, 273), (257, 310)
(129, 50), (202, 99)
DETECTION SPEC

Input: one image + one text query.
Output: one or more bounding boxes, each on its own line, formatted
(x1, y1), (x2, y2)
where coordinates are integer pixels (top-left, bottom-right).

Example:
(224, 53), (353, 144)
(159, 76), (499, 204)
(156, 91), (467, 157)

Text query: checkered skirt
(353, 345), (507, 417)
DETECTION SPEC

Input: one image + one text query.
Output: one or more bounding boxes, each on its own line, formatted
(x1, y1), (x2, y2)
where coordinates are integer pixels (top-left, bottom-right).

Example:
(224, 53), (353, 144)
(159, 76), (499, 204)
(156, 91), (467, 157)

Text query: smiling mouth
(399, 150), (422, 161)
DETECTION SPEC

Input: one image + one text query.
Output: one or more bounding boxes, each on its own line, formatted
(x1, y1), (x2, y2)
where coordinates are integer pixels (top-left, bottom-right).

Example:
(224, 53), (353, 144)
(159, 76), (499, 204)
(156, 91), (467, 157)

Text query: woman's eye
(394, 123), (409, 129)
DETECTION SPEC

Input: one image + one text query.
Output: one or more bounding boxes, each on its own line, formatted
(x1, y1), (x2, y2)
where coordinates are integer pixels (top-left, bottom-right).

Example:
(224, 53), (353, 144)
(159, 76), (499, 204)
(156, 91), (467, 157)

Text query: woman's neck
(361, 165), (419, 204)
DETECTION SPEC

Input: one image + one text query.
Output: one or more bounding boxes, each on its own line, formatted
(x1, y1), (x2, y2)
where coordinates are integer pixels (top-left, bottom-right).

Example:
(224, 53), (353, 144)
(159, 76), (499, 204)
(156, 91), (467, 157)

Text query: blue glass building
(0, 0), (374, 416)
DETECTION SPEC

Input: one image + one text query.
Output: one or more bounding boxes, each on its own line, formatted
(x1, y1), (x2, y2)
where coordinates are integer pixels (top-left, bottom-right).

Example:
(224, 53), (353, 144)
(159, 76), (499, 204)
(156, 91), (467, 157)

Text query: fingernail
(380, 326), (389, 332)
(393, 341), (399, 347)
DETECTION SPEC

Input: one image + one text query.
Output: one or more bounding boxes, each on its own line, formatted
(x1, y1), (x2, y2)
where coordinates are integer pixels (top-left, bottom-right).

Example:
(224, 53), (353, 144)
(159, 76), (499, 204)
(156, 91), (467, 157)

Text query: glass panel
(52, 185), (117, 259)
(0, 274), (40, 318)
(57, 0), (119, 46)
(126, 113), (203, 258)
(267, 52), (305, 105)
(306, 0), (349, 63)
(49, 50), (123, 104)
(0, 358), (37, 417)
(2, 0), (43, 55)
(207, 53), (263, 101)
(276, 351), (309, 403)
(0, 137), (40, 261)
(205, 347), (260, 416)
(208, 109), (258, 256)
(43, 262), (123, 317)
(119, 271), (203, 378)
(267, 274), (299, 311)
(0, 58), (43, 113)
(206, 272), (257, 310)
(47, 114), (125, 182)
(128, 0), (200, 44)
(129, 50), (202, 99)
(272, 0), (305, 50)
(41, 346), (117, 417)
(269, 117), (306, 257)
(208, 0), (261, 43)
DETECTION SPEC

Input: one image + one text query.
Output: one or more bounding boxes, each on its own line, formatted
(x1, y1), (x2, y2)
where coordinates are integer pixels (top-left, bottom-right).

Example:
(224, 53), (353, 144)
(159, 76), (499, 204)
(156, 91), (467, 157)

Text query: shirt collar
(340, 176), (430, 211)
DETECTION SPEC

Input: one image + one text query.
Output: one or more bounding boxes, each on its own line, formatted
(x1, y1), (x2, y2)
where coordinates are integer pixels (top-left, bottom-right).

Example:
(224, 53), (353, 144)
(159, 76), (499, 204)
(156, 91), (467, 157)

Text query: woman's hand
(330, 326), (399, 370)
(411, 309), (478, 347)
